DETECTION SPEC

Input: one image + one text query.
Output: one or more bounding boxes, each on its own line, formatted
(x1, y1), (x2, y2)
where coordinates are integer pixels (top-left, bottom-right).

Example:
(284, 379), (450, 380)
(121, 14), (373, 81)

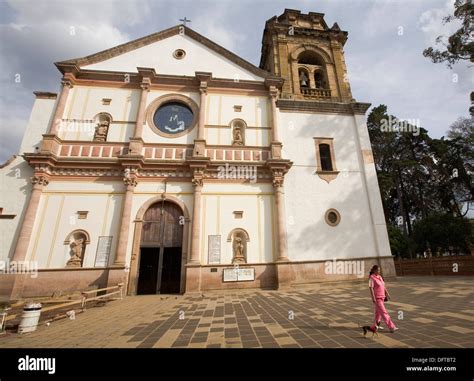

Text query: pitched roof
(55, 25), (271, 79)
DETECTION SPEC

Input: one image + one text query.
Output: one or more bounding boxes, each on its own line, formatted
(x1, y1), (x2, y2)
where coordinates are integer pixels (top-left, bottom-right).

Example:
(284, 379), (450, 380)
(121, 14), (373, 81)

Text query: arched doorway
(136, 200), (184, 295)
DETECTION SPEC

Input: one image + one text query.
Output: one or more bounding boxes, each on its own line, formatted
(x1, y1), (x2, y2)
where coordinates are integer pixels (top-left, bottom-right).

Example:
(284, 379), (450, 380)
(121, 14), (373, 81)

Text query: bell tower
(260, 9), (353, 102)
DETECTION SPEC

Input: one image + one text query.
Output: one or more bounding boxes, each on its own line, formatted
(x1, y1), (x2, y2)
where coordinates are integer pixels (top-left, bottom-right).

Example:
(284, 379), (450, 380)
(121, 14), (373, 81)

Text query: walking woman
(366, 265), (398, 334)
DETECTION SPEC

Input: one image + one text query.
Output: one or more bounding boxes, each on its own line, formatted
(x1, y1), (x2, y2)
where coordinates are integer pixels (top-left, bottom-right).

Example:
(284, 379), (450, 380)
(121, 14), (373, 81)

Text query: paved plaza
(1, 276), (473, 348)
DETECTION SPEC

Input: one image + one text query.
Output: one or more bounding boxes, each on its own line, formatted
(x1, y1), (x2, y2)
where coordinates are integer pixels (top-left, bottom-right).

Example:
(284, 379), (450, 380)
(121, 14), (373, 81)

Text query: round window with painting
(146, 94), (199, 138)
(153, 102), (194, 135)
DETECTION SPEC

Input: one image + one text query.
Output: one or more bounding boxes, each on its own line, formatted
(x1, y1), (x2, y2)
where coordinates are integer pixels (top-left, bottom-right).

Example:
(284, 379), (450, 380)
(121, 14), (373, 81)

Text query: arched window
(315, 71), (326, 89)
(296, 50), (330, 97)
(64, 230), (90, 267)
(298, 51), (325, 66)
(319, 143), (333, 171)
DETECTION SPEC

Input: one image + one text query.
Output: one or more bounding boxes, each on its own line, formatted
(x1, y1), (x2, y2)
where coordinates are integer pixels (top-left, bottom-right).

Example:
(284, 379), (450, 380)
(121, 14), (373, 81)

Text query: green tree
(411, 213), (472, 254)
(423, 0), (474, 68)
(387, 225), (409, 258)
(368, 105), (473, 257)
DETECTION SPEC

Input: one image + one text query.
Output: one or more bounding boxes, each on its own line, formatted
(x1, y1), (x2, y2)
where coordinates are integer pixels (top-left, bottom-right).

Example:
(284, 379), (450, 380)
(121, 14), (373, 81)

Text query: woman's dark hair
(369, 265), (379, 276)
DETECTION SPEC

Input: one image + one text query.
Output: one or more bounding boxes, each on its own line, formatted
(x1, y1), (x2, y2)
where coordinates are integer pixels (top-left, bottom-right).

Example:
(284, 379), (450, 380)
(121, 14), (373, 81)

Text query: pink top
(369, 274), (386, 299)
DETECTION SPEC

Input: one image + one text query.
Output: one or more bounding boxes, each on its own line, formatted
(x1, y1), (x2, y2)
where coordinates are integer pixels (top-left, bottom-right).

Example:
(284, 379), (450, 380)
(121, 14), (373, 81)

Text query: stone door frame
(127, 195), (191, 295)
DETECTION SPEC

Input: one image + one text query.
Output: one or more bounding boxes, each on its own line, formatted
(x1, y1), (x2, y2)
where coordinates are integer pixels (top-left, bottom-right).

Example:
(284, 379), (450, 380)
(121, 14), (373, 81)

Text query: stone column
(273, 172), (289, 262)
(269, 86), (280, 142)
(197, 84), (207, 140)
(269, 86), (282, 159)
(189, 170), (204, 264)
(49, 79), (73, 135)
(330, 40), (352, 101)
(11, 175), (49, 262)
(133, 79), (151, 139)
(308, 69), (316, 90)
(290, 59), (301, 96)
(114, 176), (137, 266)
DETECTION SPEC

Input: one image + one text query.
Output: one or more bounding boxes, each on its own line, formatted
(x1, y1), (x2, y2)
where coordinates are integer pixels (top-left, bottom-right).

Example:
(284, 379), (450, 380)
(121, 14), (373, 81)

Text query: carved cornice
(50, 168), (122, 177)
(269, 85), (279, 99)
(277, 99), (371, 115)
(140, 169), (192, 178)
(53, 69), (272, 93)
(266, 158), (293, 188)
(191, 168), (205, 187)
(199, 82), (208, 95)
(191, 177), (204, 187)
(61, 79), (74, 89)
(123, 177), (138, 187)
(33, 92), (57, 100)
(272, 176), (284, 188)
(140, 78), (151, 91)
(137, 67), (156, 81)
(271, 168), (285, 188)
(265, 78), (285, 91)
(31, 175), (49, 187)
(21, 143), (284, 184)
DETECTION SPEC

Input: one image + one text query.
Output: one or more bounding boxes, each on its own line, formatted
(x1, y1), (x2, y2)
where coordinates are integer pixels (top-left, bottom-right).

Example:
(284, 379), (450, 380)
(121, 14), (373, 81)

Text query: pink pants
(371, 298), (396, 330)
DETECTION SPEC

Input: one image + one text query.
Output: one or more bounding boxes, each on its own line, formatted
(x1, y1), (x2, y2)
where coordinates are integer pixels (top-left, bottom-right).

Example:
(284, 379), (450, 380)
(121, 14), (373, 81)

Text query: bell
(300, 79), (307, 86)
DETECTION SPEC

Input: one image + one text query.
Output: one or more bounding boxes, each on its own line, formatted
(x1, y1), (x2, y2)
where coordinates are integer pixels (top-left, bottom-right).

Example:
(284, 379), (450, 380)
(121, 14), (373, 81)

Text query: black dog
(361, 325), (378, 337)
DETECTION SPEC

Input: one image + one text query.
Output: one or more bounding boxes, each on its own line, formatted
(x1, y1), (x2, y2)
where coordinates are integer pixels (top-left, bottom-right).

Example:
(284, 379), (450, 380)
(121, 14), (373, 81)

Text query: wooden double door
(137, 201), (183, 295)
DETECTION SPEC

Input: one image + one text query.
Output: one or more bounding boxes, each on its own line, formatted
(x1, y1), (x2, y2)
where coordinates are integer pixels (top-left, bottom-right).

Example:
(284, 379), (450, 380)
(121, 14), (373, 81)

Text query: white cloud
(0, 0), (150, 160)
(6, 0), (148, 28)
(189, 4), (246, 52)
(418, 0), (460, 43)
(0, 0), (471, 162)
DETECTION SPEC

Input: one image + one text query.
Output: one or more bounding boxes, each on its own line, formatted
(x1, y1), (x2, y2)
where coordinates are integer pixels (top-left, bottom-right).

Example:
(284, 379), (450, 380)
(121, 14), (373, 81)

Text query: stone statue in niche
(232, 236), (246, 264)
(232, 125), (244, 146)
(66, 238), (85, 267)
(93, 120), (109, 141)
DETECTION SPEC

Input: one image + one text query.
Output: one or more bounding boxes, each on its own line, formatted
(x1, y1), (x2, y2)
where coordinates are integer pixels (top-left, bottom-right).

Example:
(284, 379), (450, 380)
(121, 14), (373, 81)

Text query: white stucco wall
(0, 96), (55, 262)
(21, 177), (277, 270)
(205, 94), (271, 147)
(200, 183), (275, 265)
(56, 86), (272, 148)
(24, 181), (124, 268)
(59, 86), (139, 141)
(82, 34), (264, 81)
(0, 157), (33, 262)
(20, 97), (57, 153)
(278, 110), (391, 262)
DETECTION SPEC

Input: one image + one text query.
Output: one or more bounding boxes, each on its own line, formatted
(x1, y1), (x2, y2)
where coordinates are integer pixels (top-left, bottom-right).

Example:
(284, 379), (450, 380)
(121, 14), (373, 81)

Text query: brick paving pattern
(1, 276), (473, 348)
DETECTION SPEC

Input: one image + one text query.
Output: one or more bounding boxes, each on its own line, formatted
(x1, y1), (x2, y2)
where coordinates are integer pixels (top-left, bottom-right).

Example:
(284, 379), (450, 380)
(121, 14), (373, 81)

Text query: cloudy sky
(0, 0), (471, 162)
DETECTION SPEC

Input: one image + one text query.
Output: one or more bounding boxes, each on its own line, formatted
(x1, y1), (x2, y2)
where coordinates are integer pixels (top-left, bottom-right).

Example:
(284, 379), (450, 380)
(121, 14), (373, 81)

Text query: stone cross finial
(179, 17), (191, 26)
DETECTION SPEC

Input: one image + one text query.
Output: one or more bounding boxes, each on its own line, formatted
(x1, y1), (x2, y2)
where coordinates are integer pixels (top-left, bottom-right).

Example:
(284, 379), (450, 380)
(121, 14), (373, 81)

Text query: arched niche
(230, 118), (246, 146)
(227, 228), (250, 264)
(64, 229), (90, 268)
(92, 112), (113, 142)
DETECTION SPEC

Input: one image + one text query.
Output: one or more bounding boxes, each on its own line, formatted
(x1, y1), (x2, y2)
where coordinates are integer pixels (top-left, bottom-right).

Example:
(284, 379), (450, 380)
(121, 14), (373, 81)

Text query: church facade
(0, 9), (394, 299)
